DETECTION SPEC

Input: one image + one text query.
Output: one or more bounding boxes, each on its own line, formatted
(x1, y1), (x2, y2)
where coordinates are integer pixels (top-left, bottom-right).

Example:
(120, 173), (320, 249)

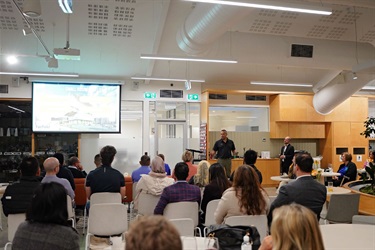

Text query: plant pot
(344, 180), (375, 215)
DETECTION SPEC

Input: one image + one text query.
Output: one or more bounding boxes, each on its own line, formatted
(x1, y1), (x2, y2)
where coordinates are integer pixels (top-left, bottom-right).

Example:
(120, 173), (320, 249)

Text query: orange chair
(123, 176), (133, 212)
(74, 178), (87, 208)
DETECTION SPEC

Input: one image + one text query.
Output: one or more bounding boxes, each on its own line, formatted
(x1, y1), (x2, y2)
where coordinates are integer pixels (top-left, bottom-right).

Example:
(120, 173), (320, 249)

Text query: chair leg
(85, 233), (91, 250)
(83, 208), (87, 235)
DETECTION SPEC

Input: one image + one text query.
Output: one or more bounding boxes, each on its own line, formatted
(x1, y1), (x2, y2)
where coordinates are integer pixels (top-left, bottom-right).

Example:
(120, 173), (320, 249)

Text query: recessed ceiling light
(251, 81), (313, 87)
(6, 55), (18, 65)
(131, 76), (205, 83)
(140, 54), (238, 64)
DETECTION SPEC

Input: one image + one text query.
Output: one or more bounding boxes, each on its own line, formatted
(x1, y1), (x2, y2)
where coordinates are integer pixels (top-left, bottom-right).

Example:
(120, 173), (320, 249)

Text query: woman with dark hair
(332, 152), (357, 186)
(12, 182), (79, 250)
(214, 165), (269, 224)
(200, 163), (231, 223)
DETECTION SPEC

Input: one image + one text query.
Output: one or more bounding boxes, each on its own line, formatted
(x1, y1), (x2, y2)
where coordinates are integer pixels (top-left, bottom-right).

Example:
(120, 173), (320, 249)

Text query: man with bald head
(41, 157), (75, 199)
(279, 136), (295, 175)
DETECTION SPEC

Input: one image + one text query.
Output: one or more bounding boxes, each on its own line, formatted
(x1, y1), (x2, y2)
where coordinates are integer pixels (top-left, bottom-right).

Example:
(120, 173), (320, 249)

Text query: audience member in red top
(172, 150), (197, 181)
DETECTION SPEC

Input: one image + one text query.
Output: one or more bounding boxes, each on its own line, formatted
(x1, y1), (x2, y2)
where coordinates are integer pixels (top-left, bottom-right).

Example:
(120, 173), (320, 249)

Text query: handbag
(207, 224), (261, 250)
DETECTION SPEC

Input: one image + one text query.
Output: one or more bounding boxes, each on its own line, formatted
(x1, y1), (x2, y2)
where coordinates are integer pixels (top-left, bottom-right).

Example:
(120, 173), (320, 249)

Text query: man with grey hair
(41, 157), (75, 199)
(67, 156), (87, 178)
(279, 136), (295, 175)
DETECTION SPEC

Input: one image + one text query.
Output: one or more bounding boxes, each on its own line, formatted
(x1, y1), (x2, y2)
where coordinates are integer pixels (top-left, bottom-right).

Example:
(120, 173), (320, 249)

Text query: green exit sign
(144, 92), (156, 99)
(188, 94), (199, 100)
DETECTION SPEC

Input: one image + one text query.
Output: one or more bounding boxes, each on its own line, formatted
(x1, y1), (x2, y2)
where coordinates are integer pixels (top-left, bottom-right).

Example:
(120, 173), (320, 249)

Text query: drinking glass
(328, 182), (334, 192)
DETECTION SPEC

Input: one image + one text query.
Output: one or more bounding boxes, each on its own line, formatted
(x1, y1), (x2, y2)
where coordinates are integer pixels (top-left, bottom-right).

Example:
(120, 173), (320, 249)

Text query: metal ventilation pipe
(176, 4), (251, 55)
(313, 71), (373, 115)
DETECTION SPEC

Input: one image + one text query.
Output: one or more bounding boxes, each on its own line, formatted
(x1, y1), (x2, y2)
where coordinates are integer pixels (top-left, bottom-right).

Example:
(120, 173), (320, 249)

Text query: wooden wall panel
(350, 97), (368, 122)
(289, 123), (325, 138)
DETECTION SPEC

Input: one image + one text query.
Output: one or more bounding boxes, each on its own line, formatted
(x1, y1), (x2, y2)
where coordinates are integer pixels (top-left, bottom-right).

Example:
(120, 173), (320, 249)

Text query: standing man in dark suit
(279, 136), (294, 175)
(211, 129), (236, 178)
(154, 162), (201, 215)
(268, 152), (327, 226)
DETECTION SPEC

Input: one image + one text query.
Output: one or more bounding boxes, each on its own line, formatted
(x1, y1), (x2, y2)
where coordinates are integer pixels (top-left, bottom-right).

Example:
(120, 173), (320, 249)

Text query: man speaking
(211, 129), (236, 177)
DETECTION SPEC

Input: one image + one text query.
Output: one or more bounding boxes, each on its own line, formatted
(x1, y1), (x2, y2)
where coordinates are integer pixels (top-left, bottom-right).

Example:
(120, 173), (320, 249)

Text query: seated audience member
(259, 203), (324, 250)
(332, 152), (357, 186)
(158, 153), (171, 175)
(268, 152), (326, 226)
(188, 160), (210, 187)
(41, 157), (75, 199)
(67, 156), (87, 178)
(85, 145), (125, 200)
(12, 182), (80, 250)
(214, 165), (269, 224)
(2, 156), (41, 216)
(154, 162), (201, 215)
(94, 154), (102, 168)
(52, 153), (75, 190)
(134, 156), (174, 209)
(201, 163), (231, 223)
(172, 150), (197, 181)
(132, 154), (151, 182)
(126, 215), (182, 250)
(229, 149), (262, 183)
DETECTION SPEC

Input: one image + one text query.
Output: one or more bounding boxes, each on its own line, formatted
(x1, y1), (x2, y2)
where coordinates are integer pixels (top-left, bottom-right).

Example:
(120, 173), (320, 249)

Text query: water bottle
(241, 234), (252, 250)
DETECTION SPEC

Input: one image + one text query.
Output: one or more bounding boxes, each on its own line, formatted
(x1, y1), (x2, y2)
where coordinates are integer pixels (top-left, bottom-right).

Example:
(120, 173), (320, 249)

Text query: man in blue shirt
(131, 155), (151, 182)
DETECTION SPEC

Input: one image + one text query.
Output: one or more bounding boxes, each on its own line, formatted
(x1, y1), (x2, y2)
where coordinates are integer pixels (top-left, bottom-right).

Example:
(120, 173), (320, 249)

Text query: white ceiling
(1, 0), (375, 93)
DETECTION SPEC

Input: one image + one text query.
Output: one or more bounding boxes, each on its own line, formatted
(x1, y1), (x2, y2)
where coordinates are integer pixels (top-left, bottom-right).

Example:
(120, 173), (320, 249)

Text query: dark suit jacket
(268, 175), (327, 225)
(333, 162), (357, 186)
(280, 144), (295, 172)
(68, 166), (87, 178)
(154, 181), (201, 215)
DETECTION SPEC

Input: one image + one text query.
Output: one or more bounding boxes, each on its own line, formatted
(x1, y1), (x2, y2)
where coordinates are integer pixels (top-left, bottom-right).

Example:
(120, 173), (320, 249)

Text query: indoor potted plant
(360, 117), (375, 138)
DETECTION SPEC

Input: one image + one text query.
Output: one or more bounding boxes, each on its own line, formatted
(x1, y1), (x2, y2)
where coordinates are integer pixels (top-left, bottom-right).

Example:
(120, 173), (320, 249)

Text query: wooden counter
(208, 158), (280, 187)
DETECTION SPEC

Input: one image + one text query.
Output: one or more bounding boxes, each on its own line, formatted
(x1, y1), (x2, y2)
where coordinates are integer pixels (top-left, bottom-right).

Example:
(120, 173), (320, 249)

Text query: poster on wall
(200, 123), (207, 160)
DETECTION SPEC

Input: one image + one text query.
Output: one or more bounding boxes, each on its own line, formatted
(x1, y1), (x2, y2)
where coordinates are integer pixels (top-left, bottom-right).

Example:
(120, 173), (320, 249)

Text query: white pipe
(313, 71), (373, 115)
(176, 4), (251, 55)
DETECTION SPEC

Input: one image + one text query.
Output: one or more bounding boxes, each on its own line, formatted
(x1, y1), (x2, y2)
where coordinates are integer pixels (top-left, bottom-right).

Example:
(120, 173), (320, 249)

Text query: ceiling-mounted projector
(53, 48), (80, 60)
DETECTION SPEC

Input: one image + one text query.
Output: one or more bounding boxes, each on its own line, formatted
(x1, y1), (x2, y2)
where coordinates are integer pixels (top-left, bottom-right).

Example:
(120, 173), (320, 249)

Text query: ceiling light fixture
(0, 72), (79, 77)
(6, 55), (18, 65)
(22, 27), (32, 36)
(182, 0), (332, 15)
(131, 76), (205, 82)
(58, 0), (73, 13)
(140, 54), (238, 64)
(362, 86), (375, 90)
(352, 72), (358, 80)
(251, 81), (313, 87)
(185, 80), (192, 90)
(22, 0), (41, 18)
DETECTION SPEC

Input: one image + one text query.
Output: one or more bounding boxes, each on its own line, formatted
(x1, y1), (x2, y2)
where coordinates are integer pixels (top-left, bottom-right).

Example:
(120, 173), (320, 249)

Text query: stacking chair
(73, 178), (87, 209)
(85, 203), (128, 250)
(67, 195), (76, 228)
(321, 193), (360, 224)
(83, 192), (122, 234)
(164, 201), (201, 236)
(4, 213), (26, 250)
(137, 192), (160, 216)
(352, 215), (375, 225)
(225, 215), (268, 241)
(203, 199), (220, 236)
(169, 218), (195, 236)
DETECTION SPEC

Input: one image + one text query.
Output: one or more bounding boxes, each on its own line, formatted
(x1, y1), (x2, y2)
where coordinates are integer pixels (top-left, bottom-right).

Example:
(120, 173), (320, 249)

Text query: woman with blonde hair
(126, 215), (182, 250)
(259, 203), (325, 250)
(134, 156), (174, 209)
(172, 150), (197, 181)
(214, 165), (269, 224)
(188, 160), (210, 187)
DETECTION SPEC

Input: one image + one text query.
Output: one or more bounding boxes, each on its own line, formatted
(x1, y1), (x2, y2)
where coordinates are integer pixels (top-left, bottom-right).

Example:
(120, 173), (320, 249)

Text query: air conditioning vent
(246, 95), (266, 101)
(160, 90), (183, 98)
(291, 44), (313, 58)
(0, 85), (9, 93)
(209, 94), (227, 100)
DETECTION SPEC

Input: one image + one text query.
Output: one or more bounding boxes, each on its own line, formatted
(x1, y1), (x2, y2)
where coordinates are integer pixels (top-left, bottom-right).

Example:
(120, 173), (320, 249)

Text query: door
(155, 121), (187, 171)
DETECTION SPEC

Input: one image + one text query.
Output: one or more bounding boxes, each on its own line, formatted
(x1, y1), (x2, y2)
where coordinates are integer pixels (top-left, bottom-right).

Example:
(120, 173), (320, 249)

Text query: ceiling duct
(176, 4), (251, 55)
(313, 71), (373, 115)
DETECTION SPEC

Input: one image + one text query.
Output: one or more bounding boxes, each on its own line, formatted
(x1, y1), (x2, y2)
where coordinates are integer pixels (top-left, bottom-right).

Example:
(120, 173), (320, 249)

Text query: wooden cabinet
(270, 122), (325, 139)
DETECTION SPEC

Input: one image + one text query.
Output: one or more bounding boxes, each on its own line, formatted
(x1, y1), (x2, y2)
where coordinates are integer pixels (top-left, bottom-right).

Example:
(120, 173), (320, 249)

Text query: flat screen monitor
(32, 82), (121, 133)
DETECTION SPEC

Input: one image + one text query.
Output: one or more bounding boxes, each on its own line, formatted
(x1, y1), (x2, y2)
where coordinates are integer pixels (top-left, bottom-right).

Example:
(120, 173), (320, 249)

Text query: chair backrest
(326, 194), (360, 223)
(169, 218), (195, 236)
(204, 199), (220, 226)
(90, 192), (122, 205)
(7, 213), (26, 241)
(132, 182), (137, 200)
(352, 215), (375, 225)
(73, 178), (87, 206)
(225, 215), (268, 241)
(88, 203), (128, 236)
(66, 195), (74, 219)
(137, 192), (160, 216)
(164, 202), (199, 227)
(123, 176), (133, 203)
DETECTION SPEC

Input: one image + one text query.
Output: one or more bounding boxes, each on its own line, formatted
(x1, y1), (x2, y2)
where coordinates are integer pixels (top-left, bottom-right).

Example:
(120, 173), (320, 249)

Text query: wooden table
(326, 186), (351, 196)
(320, 224), (375, 250)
